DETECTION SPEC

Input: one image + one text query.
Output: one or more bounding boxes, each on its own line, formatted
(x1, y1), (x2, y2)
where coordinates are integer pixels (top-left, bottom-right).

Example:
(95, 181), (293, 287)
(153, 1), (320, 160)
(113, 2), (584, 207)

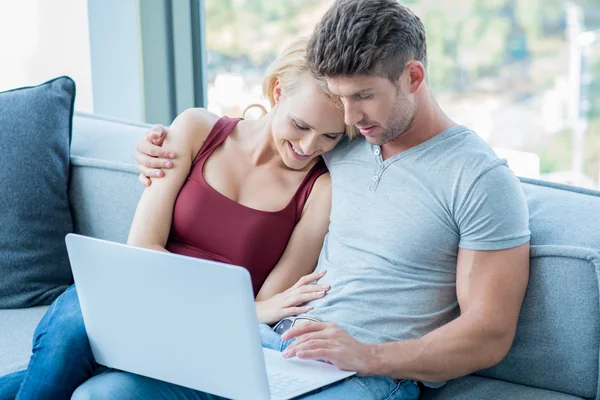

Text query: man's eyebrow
(352, 88), (373, 96)
(336, 88), (373, 98)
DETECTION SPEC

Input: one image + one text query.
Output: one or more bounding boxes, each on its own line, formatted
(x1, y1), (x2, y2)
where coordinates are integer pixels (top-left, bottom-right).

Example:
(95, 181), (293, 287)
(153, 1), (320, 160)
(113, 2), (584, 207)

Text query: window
(204, 0), (336, 117)
(204, 0), (600, 188)
(0, 0), (93, 112)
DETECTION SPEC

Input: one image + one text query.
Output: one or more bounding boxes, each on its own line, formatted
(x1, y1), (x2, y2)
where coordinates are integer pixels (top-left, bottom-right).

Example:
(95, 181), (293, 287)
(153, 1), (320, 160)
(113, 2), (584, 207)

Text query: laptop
(65, 234), (355, 400)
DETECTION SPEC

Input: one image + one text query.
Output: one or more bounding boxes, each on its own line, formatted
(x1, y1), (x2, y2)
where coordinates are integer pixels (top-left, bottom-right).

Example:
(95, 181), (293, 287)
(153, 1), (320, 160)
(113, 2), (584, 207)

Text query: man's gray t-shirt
(304, 125), (530, 345)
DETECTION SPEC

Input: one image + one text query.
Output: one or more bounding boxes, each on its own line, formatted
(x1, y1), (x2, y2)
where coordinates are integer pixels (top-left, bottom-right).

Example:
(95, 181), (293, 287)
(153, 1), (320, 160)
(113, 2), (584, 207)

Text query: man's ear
(405, 61), (426, 94)
(273, 80), (283, 103)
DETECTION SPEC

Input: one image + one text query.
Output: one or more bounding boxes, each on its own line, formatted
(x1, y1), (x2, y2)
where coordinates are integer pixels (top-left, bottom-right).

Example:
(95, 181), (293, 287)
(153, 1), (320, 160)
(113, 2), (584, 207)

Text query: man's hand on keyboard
(280, 321), (378, 376)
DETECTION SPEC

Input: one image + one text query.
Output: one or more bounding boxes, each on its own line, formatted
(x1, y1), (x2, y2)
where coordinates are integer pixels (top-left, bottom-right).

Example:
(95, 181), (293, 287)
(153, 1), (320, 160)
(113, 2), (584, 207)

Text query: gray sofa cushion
(71, 112), (151, 165)
(69, 113), (148, 243)
(0, 306), (48, 376)
(521, 178), (600, 250)
(69, 157), (143, 243)
(477, 246), (600, 398)
(0, 77), (75, 308)
(421, 375), (584, 400)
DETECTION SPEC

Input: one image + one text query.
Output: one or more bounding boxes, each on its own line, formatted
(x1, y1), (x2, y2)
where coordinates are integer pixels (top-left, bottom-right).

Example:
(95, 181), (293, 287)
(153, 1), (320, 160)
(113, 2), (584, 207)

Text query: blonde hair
(243, 37), (358, 139)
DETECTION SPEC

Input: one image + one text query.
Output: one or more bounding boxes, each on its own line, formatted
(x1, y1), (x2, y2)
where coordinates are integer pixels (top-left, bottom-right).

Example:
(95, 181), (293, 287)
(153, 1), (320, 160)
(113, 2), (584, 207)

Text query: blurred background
(1, 0), (599, 188)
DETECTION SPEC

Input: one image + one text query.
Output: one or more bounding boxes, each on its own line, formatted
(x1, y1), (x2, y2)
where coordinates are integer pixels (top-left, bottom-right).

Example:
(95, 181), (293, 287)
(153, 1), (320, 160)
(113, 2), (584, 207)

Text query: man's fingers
(137, 154), (171, 170)
(146, 125), (175, 157)
(148, 125), (168, 145)
(288, 331), (329, 348)
(295, 349), (334, 363)
(283, 339), (333, 359)
(137, 138), (176, 159)
(136, 134), (177, 159)
(139, 165), (164, 178)
(135, 125), (175, 187)
(281, 322), (327, 341)
(138, 174), (152, 187)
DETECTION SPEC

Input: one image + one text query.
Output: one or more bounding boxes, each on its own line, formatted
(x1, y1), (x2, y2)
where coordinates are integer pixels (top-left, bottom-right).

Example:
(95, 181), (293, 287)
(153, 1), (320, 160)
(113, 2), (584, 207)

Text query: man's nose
(344, 103), (363, 126)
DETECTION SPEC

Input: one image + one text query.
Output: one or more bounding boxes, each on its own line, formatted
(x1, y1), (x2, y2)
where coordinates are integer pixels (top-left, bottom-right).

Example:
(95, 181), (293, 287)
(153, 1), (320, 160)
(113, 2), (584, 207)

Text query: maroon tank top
(166, 116), (328, 294)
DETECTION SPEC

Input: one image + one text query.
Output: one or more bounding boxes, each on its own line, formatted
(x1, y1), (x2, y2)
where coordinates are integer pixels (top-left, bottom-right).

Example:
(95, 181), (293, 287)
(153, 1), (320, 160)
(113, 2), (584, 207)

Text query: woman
(0, 38), (355, 400)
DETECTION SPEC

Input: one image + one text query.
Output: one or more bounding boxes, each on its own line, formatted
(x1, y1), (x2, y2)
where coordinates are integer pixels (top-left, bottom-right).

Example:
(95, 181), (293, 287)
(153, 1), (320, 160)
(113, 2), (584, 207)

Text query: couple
(0, 0), (531, 399)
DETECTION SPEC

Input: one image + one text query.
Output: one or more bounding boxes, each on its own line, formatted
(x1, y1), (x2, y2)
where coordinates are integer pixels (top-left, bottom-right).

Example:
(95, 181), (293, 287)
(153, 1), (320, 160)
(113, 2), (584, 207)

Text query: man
(127, 0), (530, 398)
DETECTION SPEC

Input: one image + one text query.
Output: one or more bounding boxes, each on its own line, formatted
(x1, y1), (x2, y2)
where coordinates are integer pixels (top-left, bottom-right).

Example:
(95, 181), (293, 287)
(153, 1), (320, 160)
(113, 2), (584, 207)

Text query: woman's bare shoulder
(171, 108), (220, 138)
(169, 108), (221, 154)
(311, 172), (332, 198)
(300, 170), (332, 216)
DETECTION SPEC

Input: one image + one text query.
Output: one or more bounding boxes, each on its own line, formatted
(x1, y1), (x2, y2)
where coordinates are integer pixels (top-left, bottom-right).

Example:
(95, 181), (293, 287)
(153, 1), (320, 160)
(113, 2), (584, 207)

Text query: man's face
(327, 74), (416, 145)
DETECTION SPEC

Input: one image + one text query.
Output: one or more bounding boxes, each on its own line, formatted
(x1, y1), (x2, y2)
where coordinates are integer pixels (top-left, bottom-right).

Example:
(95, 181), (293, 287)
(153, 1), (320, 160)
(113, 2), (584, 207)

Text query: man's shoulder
(428, 126), (505, 180)
(323, 136), (368, 166)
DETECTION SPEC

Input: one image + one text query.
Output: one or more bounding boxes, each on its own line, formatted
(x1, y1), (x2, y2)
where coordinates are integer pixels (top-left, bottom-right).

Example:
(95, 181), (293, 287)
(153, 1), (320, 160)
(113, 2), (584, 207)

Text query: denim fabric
(0, 370), (24, 400)
(73, 370), (419, 400)
(0, 285), (104, 400)
(71, 323), (419, 399)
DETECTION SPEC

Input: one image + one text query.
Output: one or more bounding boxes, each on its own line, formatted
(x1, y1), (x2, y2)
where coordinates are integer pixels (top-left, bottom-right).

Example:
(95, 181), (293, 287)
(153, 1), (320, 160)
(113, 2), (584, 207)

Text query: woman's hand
(135, 125), (177, 187)
(255, 271), (330, 325)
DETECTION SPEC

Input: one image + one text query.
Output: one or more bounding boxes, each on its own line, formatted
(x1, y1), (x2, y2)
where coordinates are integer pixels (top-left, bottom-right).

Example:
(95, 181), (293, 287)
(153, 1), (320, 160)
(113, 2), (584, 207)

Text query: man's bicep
(456, 244), (530, 333)
(457, 164), (530, 251)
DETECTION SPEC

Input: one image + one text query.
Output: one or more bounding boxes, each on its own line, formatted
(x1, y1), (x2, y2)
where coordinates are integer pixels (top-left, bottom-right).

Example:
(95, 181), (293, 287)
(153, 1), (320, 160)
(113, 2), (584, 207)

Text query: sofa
(1, 111), (600, 399)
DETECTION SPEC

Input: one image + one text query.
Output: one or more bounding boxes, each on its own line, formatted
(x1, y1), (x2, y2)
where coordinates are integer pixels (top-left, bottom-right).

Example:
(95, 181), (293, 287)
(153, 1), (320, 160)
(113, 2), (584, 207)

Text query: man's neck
(381, 92), (457, 160)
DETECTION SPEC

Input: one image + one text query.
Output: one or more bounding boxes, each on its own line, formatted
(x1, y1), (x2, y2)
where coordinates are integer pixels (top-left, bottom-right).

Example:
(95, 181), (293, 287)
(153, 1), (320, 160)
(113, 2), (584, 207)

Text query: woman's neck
(236, 115), (286, 169)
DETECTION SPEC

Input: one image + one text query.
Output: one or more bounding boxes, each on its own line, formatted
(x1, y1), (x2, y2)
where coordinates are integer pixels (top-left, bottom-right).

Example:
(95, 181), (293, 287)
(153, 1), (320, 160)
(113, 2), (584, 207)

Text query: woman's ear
(273, 80), (283, 103)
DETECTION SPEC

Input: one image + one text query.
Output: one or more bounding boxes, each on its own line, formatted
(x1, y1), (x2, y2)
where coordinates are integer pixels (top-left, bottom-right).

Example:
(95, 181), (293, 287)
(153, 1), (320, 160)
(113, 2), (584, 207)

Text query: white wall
(0, 0), (94, 112)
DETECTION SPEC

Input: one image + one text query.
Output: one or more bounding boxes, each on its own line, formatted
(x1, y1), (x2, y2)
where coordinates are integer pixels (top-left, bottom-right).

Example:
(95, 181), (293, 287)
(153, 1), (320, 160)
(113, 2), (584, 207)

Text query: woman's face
(271, 74), (346, 170)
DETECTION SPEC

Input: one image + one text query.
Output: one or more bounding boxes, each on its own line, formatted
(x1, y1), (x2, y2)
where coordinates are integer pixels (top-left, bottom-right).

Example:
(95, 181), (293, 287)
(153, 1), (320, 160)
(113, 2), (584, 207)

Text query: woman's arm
(255, 173), (333, 324)
(127, 109), (216, 251)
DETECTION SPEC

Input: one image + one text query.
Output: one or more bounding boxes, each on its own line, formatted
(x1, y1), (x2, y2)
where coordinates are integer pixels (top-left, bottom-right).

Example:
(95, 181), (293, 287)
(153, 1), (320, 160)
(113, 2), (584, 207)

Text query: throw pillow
(0, 76), (76, 308)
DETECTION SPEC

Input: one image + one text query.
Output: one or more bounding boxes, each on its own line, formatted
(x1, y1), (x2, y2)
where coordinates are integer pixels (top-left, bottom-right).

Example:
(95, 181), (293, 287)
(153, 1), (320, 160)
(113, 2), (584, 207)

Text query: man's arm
(135, 125), (177, 186)
(368, 243), (530, 381)
(281, 243), (530, 382)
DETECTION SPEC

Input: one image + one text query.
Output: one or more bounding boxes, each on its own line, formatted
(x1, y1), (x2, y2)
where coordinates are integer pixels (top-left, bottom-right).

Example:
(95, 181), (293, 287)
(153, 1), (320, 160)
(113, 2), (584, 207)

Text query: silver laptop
(65, 234), (355, 400)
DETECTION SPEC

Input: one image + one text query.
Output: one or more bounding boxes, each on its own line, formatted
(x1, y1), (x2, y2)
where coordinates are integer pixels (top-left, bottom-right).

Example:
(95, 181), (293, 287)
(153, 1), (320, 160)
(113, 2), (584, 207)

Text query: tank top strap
(192, 116), (242, 167)
(292, 158), (329, 222)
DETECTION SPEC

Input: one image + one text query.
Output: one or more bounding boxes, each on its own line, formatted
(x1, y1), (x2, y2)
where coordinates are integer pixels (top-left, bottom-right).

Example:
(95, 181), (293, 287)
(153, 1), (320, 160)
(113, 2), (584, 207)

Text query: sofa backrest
(69, 113), (600, 399)
(69, 112), (146, 243)
(477, 178), (600, 399)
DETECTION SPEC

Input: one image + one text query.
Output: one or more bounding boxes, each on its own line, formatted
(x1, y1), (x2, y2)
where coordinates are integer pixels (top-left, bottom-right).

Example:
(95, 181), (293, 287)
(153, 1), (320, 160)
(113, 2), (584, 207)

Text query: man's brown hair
(307, 0), (427, 82)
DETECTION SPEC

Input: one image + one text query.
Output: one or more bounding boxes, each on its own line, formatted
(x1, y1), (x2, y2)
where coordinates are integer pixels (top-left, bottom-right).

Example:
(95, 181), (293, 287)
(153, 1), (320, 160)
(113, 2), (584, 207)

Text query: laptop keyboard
(268, 371), (314, 398)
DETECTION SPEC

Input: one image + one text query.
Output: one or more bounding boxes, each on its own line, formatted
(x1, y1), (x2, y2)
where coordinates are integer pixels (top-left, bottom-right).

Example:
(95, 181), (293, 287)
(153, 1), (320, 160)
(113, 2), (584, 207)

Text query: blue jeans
(71, 323), (419, 399)
(0, 285), (104, 400)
